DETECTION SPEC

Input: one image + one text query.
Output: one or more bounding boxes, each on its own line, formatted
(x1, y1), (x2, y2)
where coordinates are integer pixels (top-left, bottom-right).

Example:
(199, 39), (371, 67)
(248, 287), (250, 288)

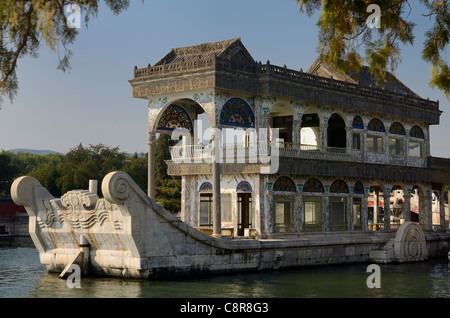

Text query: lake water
(1, 238), (449, 299)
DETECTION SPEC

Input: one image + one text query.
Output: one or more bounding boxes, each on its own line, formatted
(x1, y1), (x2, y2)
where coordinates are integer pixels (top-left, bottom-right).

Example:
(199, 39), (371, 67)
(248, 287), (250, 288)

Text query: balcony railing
(169, 142), (359, 163)
(133, 57), (439, 111)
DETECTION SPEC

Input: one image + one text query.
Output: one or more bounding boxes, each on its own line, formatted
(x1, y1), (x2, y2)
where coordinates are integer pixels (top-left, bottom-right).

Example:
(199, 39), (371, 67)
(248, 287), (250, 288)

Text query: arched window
(220, 98), (255, 128)
(354, 181), (365, 194)
(367, 118), (385, 153)
(389, 122), (406, 156)
(352, 115), (364, 129)
(367, 118), (385, 132)
(302, 178), (324, 193)
(273, 176), (296, 192)
(157, 104), (193, 133)
(410, 125), (424, 139)
(330, 179), (349, 193)
(237, 181), (252, 192)
(409, 125), (424, 158)
(199, 182), (213, 193)
(389, 122), (406, 135)
(199, 182), (213, 227)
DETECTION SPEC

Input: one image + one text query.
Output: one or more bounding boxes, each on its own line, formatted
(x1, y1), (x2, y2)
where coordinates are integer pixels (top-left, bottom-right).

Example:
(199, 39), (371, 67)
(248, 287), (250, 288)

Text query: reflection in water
(1, 238), (449, 298)
(28, 274), (144, 298)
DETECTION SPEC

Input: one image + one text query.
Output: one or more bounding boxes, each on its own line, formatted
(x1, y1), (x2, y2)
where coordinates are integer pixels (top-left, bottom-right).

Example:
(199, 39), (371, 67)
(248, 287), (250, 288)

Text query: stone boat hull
(11, 172), (450, 279)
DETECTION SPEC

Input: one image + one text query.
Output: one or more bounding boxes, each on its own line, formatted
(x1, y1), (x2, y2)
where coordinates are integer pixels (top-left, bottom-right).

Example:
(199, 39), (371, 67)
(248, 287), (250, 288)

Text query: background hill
(7, 149), (64, 155)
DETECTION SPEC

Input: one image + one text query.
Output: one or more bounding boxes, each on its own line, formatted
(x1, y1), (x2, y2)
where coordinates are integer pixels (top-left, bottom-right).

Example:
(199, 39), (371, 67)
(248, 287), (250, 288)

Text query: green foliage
(0, 0), (136, 107)
(296, 0), (449, 98)
(0, 151), (19, 195)
(154, 134), (181, 213)
(58, 143), (127, 196)
(122, 152), (148, 193)
(1, 140), (181, 212)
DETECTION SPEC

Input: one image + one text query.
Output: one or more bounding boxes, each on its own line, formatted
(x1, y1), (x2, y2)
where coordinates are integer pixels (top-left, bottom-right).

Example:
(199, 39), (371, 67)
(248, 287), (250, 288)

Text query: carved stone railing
(259, 63), (439, 111)
(133, 57), (217, 78)
(169, 142), (358, 163)
(133, 56), (439, 111)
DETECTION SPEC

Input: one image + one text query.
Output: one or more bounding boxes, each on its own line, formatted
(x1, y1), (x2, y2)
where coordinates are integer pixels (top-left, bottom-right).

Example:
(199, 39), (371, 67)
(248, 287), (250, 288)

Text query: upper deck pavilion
(129, 38), (442, 125)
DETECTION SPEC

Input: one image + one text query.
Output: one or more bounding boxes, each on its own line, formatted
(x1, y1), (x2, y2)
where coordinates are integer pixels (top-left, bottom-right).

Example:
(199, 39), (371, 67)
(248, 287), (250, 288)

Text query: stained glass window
(199, 182), (213, 193)
(273, 176), (296, 192)
(389, 122), (406, 135)
(219, 98), (255, 128)
(302, 178), (324, 193)
(354, 181), (364, 194)
(352, 115), (364, 129)
(237, 181), (252, 192)
(329, 179), (349, 193)
(410, 125), (424, 139)
(157, 104), (193, 133)
(367, 118), (385, 132)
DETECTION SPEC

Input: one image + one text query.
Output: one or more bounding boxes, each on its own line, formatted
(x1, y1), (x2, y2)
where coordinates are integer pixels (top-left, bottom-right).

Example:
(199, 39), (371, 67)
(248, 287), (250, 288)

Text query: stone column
(439, 186), (446, 231)
(320, 123), (328, 150)
(405, 137), (410, 166)
(383, 190), (391, 231)
(295, 193), (303, 233)
(254, 175), (263, 235)
(323, 194), (329, 232)
(348, 194), (354, 231)
(384, 133), (389, 164)
(373, 189), (378, 228)
(293, 119), (302, 147)
(147, 131), (157, 199)
(426, 189), (433, 231)
(212, 128), (221, 238)
(346, 127), (352, 153)
(267, 192), (274, 234)
(404, 190), (411, 222)
(363, 189), (369, 231)
(362, 128), (367, 163)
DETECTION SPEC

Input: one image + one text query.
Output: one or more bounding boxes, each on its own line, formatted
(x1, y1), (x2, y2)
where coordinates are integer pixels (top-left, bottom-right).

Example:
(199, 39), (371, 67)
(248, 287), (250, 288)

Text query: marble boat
(11, 172), (450, 279)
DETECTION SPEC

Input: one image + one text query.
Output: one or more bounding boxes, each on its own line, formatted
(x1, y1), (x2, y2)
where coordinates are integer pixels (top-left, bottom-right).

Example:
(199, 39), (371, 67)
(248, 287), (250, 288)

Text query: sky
(0, 0), (448, 157)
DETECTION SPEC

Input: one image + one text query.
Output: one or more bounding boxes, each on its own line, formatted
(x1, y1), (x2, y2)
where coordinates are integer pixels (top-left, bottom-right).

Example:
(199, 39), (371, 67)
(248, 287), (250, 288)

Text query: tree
(154, 134), (181, 213)
(58, 143), (127, 196)
(0, 151), (18, 195)
(123, 152), (148, 192)
(0, 0), (135, 107)
(296, 0), (449, 98)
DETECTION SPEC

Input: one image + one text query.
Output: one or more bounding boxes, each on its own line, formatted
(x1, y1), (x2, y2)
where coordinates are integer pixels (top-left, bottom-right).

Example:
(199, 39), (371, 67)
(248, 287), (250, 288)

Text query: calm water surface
(1, 238), (449, 298)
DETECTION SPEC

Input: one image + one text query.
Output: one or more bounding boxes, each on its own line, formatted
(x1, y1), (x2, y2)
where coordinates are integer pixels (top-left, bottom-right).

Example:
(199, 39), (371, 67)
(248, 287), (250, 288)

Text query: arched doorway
(301, 112), (321, 150)
(390, 185), (406, 230)
(302, 178), (324, 232)
(411, 185), (428, 228)
(353, 181), (365, 230)
(237, 181), (252, 236)
(272, 176), (296, 233)
(327, 113), (347, 149)
(329, 179), (350, 231)
(270, 104), (294, 145)
(368, 182), (385, 230)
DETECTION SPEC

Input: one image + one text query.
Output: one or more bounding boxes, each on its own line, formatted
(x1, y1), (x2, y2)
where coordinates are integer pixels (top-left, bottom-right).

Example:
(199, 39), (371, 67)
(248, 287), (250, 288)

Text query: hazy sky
(0, 0), (448, 157)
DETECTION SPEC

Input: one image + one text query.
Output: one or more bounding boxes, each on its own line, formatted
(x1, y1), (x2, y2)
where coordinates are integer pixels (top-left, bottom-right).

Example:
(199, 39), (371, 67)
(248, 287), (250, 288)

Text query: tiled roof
(307, 56), (420, 97)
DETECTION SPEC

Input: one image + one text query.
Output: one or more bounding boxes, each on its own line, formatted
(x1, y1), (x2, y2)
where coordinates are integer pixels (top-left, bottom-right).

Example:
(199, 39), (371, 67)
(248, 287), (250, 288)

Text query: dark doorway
(327, 113), (346, 148)
(272, 116), (293, 143)
(237, 193), (252, 236)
